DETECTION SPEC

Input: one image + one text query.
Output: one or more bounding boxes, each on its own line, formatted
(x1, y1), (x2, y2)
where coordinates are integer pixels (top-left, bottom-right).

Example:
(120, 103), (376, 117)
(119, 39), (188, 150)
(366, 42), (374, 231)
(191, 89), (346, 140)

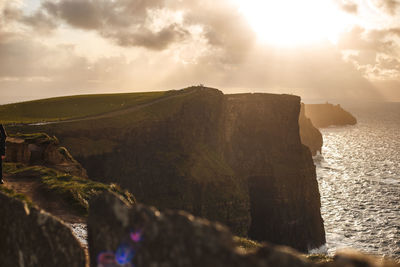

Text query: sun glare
(234, 0), (354, 46)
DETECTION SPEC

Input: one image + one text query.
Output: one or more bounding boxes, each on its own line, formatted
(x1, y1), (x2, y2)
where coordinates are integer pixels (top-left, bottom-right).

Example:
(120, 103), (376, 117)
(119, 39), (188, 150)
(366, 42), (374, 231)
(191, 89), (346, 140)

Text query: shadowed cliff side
(299, 103), (323, 155)
(225, 94), (325, 251)
(304, 103), (357, 128)
(7, 87), (325, 252)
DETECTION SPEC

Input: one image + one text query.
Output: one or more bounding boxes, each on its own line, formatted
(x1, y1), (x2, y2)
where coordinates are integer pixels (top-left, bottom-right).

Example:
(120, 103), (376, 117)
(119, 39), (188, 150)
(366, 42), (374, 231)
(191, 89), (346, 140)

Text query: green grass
(0, 185), (34, 207)
(5, 163), (135, 215)
(234, 236), (263, 251)
(0, 91), (169, 124)
(9, 132), (59, 144)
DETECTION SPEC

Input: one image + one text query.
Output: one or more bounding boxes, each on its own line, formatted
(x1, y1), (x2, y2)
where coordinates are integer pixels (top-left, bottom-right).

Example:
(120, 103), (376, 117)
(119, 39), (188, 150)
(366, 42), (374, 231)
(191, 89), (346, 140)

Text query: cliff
(7, 87), (325, 252)
(224, 94), (325, 250)
(304, 103), (357, 128)
(299, 103), (323, 155)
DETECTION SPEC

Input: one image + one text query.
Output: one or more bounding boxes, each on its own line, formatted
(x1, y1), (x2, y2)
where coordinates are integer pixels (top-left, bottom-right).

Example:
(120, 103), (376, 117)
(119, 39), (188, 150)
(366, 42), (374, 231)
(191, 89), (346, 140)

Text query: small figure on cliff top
(0, 124), (6, 184)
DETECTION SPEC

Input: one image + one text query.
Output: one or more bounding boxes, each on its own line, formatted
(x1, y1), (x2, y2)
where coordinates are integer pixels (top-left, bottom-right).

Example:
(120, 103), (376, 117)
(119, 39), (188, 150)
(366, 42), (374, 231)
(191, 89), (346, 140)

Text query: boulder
(0, 191), (86, 267)
(5, 133), (87, 177)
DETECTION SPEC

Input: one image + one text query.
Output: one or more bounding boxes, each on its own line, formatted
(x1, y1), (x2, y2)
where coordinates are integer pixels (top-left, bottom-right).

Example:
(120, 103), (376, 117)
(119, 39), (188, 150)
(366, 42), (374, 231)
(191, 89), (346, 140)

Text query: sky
(0, 0), (399, 104)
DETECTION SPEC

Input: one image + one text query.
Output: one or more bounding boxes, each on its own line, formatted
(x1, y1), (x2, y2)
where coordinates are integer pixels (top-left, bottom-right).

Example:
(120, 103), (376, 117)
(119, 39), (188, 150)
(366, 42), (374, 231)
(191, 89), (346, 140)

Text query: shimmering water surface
(315, 102), (400, 260)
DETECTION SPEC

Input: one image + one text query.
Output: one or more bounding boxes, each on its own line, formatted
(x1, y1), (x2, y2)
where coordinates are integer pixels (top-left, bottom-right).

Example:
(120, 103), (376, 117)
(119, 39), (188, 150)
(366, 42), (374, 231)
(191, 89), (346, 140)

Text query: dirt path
(2, 173), (85, 224)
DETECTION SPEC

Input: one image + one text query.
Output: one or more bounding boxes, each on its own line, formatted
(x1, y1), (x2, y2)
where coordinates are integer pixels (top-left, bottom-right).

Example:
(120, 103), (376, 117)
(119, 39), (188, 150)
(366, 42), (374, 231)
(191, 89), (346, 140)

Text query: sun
(233, 0), (354, 46)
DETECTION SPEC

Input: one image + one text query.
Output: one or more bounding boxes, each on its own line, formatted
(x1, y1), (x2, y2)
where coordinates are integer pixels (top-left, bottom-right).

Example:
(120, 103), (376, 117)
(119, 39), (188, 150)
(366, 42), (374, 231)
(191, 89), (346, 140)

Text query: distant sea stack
(7, 87), (326, 252)
(304, 103), (357, 128)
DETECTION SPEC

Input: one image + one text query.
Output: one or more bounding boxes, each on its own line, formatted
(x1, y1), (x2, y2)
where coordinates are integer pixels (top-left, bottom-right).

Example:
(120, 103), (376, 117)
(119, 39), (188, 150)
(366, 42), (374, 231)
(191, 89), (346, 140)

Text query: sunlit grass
(4, 163), (135, 215)
(0, 91), (168, 124)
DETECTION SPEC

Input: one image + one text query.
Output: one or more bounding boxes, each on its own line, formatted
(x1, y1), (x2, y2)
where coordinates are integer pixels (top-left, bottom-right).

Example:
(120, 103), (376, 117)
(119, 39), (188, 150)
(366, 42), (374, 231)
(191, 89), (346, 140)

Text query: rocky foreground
(0, 191), (398, 267)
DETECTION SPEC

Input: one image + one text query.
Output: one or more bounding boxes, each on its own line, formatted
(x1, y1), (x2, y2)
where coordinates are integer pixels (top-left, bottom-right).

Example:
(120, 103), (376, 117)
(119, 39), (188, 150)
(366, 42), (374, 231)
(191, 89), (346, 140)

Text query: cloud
(377, 0), (400, 15)
(0, 35), (88, 79)
(337, 26), (399, 53)
(39, 0), (187, 50)
(0, 0), (393, 103)
(45, 0), (101, 30)
(334, 0), (358, 14)
(23, 0), (256, 57)
(337, 26), (400, 77)
(104, 24), (190, 50)
(21, 10), (58, 34)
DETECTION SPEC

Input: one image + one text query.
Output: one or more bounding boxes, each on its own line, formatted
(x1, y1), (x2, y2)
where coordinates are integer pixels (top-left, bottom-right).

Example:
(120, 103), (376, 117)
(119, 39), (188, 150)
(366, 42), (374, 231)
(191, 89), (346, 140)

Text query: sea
(314, 102), (400, 260)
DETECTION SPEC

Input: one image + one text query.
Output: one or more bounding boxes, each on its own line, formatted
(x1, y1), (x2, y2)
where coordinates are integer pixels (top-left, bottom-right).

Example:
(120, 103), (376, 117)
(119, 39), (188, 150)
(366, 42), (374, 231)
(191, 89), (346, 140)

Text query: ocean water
(314, 102), (400, 260)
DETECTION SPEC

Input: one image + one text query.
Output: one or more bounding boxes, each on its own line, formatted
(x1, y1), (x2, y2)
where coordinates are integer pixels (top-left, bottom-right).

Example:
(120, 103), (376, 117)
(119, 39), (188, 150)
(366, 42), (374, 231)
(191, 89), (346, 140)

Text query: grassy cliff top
(0, 90), (170, 124)
(3, 163), (135, 216)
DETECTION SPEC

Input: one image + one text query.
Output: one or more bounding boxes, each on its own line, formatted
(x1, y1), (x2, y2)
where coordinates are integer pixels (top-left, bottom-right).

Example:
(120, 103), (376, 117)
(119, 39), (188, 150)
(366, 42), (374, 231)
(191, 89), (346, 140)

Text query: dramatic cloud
(337, 26), (400, 81)
(28, 0), (255, 56)
(0, 0), (399, 103)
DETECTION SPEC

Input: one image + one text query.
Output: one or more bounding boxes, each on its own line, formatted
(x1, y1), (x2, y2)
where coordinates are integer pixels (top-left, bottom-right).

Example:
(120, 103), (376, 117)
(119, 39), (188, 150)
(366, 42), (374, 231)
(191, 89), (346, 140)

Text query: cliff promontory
(8, 87), (325, 252)
(304, 103), (357, 128)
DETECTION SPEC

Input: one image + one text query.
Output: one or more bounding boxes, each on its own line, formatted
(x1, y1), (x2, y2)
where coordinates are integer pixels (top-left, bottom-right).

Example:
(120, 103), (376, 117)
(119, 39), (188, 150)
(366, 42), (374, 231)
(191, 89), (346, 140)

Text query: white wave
(308, 244), (328, 254)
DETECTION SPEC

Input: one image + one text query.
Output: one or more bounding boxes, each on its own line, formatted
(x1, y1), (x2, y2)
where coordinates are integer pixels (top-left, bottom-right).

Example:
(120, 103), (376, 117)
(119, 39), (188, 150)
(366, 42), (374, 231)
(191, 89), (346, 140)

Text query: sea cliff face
(9, 87), (325, 252)
(299, 103), (323, 155)
(224, 94), (325, 251)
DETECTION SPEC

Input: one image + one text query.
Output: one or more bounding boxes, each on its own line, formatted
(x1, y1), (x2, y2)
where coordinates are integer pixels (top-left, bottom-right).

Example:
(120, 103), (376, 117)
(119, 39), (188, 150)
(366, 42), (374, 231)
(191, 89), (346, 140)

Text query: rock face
(88, 193), (400, 267)
(304, 103), (357, 128)
(5, 133), (87, 177)
(11, 87), (325, 252)
(0, 191), (86, 267)
(299, 103), (323, 155)
(224, 94), (325, 251)
(88, 192), (315, 267)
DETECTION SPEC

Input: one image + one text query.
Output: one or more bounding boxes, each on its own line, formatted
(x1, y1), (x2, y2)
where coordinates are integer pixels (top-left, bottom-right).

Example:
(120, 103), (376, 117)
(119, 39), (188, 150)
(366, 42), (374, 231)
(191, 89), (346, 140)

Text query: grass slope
(0, 91), (168, 124)
(4, 163), (135, 215)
